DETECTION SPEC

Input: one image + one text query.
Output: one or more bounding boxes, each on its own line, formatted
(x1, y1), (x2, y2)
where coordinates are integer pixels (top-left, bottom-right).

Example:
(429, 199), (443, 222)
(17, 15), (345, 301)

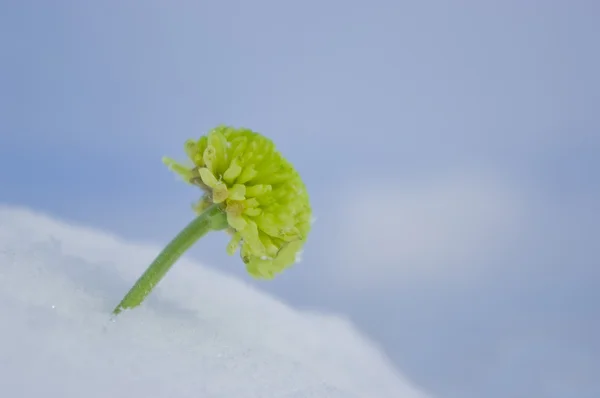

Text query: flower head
(163, 125), (312, 279)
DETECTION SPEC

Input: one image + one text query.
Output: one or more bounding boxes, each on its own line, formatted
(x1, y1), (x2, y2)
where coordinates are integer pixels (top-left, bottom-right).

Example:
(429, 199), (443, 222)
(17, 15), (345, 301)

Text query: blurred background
(1, 1), (599, 397)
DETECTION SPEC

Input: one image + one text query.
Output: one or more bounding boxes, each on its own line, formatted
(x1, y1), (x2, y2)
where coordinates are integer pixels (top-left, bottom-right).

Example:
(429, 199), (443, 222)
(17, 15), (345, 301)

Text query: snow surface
(0, 205), (429, 398)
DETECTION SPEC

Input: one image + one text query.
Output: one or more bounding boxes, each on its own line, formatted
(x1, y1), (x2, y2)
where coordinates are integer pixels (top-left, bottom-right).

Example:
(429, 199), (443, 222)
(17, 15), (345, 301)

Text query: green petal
(228, 184), (246, 200)
(259, 234), (279, 257)
(226, 232), (242, 255)
(245, 184), (272, 197)
(241, 221), (266, 257)
(212, 182), (229, 203)
(162, 157), (194, 183)
(244, 207), (262, 217)
(245, 198), (260, 208)
(198, 167), (219, 188)
(274, 240), (304, 268)
(184, 139), (199, 161)
(223, 157), (242, 184)
(203, 145), (217, 173)
(208, 130), (228, 175)
(237, 166), (258, 184)
(227, 213), (247, 230)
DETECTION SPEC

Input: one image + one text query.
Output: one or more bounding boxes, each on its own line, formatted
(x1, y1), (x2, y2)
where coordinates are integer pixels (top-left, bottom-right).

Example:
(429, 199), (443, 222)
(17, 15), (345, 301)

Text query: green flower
(163, 125), (312, 279)
(112, 125), (312, 315)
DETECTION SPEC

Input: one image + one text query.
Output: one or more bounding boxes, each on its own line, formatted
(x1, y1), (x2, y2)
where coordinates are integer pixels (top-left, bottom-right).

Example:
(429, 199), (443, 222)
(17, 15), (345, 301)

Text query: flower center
(226, 200), (245, 217)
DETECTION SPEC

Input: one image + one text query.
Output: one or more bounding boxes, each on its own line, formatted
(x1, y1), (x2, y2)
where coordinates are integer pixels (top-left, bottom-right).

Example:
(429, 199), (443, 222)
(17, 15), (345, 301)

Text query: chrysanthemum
(163, 125), (312, 279)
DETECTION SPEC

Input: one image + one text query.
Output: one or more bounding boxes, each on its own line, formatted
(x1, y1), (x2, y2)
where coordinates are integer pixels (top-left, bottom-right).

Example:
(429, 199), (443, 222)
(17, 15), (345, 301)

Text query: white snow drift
(0, 205), (428, 398)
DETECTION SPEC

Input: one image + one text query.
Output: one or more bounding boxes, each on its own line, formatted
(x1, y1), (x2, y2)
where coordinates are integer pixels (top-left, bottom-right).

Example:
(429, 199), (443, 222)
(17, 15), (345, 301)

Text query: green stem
(112, 204), (227, 315)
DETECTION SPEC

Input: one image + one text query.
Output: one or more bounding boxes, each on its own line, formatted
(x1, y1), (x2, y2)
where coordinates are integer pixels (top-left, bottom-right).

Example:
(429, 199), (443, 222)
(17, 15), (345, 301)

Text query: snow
(0, 205), (429, 398)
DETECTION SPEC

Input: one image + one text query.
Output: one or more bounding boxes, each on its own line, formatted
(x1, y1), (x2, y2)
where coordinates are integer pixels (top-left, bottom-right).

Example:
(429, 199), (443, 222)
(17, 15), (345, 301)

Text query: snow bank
(0, 205), (429, 398)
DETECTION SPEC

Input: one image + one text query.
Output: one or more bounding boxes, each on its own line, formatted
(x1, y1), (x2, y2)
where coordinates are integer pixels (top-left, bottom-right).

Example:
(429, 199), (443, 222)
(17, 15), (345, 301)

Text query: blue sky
(1, 1), (599, 397)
